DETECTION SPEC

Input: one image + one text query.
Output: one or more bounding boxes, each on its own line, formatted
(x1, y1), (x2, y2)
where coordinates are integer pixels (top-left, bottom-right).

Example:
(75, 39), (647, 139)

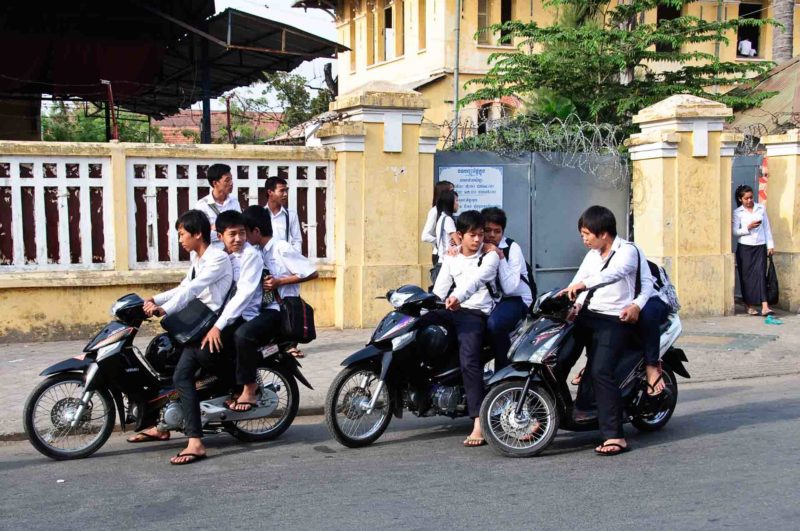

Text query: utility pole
(453, 0), (462, 143)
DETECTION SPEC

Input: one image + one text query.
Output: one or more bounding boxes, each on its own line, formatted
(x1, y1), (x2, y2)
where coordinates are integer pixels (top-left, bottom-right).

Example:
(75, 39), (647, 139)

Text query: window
(477, 0), (490, 44)
(655, 4), (681, 53)
(477, 103), (493, 135)
(737, 3), (763, 58)
(418, 0), (426, 49)
(384, 3), (394, 60)
(500, 0), (513, 44)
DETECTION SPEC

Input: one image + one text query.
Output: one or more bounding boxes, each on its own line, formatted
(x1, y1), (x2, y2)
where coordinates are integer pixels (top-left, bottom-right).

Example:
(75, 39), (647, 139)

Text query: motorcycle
(325, 285), (495, 448)
(23, 293), (311, 460)
(479, 289), (690, 457)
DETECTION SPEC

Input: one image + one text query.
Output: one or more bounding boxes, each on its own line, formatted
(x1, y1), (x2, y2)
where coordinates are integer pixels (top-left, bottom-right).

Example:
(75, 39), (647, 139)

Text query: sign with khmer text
(438, 166), (504, 212)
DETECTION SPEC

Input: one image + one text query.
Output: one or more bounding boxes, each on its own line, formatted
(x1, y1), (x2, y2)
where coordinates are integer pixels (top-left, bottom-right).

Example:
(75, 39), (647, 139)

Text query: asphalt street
(1, 374), (799, 530)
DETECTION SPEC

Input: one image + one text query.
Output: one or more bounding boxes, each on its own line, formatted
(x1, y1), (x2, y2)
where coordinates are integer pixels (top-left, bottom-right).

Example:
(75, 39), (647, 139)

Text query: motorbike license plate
(259, 344), (279, 358)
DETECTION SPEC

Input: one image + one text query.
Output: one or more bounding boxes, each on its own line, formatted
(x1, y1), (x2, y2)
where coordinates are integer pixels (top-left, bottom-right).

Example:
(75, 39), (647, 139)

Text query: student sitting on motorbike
(129, 211), (233, 451)
(558, 206), (652, 456)
(429, 210), (500, 447)
(238, 205), (318, 403)
(480, 207), (534, 371)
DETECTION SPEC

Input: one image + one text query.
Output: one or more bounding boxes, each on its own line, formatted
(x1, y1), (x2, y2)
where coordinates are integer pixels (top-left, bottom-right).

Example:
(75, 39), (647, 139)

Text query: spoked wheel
(325, 364), (392, 448)
(632, 367), (678, 432)
(24, 373), (115, 460)
(480, 380), (559, 458)
(227, 367), (299, 442)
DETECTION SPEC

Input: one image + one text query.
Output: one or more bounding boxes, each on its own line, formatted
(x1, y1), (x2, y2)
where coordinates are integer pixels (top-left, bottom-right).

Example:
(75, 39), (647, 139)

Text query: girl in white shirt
(421, 180), (454, 266)
(429, 189), (461, 286)
(733, 185), (775, 316)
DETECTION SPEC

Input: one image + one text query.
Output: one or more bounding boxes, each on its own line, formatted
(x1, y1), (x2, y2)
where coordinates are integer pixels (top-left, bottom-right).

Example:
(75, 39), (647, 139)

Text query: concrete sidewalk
(1, 312), (798, 439)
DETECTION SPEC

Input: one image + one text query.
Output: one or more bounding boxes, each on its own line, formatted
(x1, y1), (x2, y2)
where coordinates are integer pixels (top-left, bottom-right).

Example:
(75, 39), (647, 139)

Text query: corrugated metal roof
(730, 57), (800, 135)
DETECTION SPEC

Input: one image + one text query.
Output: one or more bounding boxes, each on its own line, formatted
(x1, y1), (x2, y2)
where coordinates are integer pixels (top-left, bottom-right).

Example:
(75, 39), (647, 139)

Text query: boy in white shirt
(481, 207), (535, 370)
(430, 210), (500, 447)
(194, 163), (241, 243)
(264, 176), (303, 253)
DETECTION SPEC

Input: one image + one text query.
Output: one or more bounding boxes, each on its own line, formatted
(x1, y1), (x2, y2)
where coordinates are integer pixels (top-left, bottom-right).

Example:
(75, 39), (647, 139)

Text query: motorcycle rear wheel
(24, 373), (116, 460)
(325, 364), (392, 448)
(225, 367), (299, 442)
(631, 367), (678, 432)
(480, 380), (559, 458)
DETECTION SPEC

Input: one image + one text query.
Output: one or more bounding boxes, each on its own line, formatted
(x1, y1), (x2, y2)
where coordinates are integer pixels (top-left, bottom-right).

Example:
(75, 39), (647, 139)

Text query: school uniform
(421, 206), (439, 266)
(733, 203), (774, 306)
(194, 193), (241, 243)
(430, 248), (500, 418)
(434, 213), (457, 264)
(488, 238), (534, 370)
(233, 238), (317, 368)
(267, 205), (303, 253)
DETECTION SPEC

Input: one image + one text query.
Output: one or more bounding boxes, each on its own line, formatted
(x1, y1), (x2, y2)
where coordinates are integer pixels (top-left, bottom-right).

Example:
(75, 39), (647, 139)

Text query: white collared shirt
(260, 239), (317, 311)
(154, 245), (232, 315)
(434, 213), (457, 264)
(267, 205), (303, 253)
(497, 238), (533, 306)
(733, 203), (774, 248)
(572, 237), (654, 316)
(433, 247), (500, 315)
(214, 242), (264, 330)
(194, 193), (241, 242)
(421, 206), (439, 254)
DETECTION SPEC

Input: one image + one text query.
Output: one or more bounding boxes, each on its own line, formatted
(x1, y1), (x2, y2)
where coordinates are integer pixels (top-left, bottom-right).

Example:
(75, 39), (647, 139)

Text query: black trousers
(639, 297), (669, 366)
(424, 309), (487, 418)
(576, 311), (635, 440)
(233, 310), (282, 385)
(173, 320), (241, 438)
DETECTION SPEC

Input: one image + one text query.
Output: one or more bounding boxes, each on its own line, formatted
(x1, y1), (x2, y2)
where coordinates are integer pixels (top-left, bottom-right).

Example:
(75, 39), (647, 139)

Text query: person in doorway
(128, 210), (233, 461)
(733, 184), (775, 316)
(264, 176), (303, 253)
(738, 38), (757, 57)
(194, 163), (240, 243)
(558, 206), (643, 456)
(421, 180), (455, 266)
(430, 210), (500, 448)
(480, 207), (534, 371)
(430, 189), (461, 286)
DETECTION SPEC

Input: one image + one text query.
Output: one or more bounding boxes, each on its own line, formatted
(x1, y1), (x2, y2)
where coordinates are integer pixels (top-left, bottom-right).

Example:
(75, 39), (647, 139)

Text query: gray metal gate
(731, 155), (763, 298)
(434, 152), (630, 294)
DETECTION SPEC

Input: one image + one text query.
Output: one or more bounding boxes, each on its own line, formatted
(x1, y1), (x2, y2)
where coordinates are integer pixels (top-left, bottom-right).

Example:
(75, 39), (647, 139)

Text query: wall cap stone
(633, 94), (732, 124)
(626, 131), (681, 147)
(761, 129), (800, 145)
(330, 81), (429, 112)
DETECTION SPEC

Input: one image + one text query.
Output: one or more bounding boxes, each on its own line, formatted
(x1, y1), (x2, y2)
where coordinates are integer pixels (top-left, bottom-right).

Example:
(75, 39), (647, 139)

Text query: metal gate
(731, 154), (763, 298)
(434, 152), (630, 294)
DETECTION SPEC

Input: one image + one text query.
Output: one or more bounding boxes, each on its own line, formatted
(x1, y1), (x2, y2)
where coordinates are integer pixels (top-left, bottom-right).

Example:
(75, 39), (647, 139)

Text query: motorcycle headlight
(391, 331), (415, 351)
(389, 291), (414, 309)
(529, 334), (560, 363)
(97, 341), (123, 361)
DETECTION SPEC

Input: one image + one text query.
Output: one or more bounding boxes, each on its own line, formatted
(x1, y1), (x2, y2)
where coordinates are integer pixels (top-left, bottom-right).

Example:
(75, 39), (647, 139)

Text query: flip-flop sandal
(518, 420), (543, 442)
(463, 437), (487, 447)
(127, 432), (169, 443)
(571, 367), (585, 386)
(225, 400), (258, 412)
(764, 310), (776, 316)
(594, 442), (631, 456)
(647, 373), (665, 397)
(170, 452), (208, 465)
(287, 347), (305, 359)
(747, 309), (761, 316)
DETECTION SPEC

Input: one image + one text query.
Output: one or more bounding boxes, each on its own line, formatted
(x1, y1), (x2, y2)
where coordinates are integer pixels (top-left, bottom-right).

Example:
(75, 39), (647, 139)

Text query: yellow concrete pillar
(628, 94), (734, 316)
(318, 83), (433, 327)
(108, 141), (130, 272)
(757, 130), (800, 311)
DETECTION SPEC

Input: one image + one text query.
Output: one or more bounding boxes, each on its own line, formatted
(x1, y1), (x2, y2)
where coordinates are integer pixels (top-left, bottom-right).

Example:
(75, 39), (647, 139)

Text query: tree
(463, 0), (776, 127)
(772, 0), (794, 64)
(42, 102), (163, 142)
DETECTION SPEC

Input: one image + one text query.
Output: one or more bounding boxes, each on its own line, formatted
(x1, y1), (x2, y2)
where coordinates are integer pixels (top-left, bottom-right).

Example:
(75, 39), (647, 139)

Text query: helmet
(144, 333), (180, 376)
(417, 325), (453, 363)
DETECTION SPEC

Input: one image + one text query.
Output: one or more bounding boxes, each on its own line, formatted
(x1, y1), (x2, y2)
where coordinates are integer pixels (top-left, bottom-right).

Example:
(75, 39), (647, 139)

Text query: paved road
(2, 374), (799, 530)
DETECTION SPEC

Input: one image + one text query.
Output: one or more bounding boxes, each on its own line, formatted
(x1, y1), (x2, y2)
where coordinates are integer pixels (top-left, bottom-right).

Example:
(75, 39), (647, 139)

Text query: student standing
(194, 163), (241, 242)
(733, 185), (775, 316)
(421, 180), (454, 266)
(430, 210), (499, 447)
(429, 189), (461, 286)
(264, 176), (303, 253)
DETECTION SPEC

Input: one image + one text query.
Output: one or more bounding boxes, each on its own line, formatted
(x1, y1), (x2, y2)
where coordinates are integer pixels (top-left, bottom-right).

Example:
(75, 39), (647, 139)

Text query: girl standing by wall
(733, 185), (775, 316)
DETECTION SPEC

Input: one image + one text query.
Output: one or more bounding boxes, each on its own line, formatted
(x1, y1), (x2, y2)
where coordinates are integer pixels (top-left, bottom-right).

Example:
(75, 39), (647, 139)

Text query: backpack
(504, 238), (538, 303)
(647, 260), (681, 313)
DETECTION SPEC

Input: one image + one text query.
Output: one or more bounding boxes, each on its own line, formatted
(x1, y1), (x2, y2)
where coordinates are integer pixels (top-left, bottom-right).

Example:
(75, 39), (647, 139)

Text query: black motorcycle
(479, 289), (690, 457)
(325, 284), (495, 448)
(23, 293), (311, 460)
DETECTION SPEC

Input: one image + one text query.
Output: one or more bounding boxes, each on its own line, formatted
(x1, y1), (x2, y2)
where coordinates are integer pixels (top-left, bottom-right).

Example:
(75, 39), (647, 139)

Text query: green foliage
(42, 102), (163, 142)
(463, 0), (778, 127)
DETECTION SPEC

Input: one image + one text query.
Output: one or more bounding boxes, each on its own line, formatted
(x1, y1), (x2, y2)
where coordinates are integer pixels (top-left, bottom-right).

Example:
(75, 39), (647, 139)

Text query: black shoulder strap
(583, 250), (616, 307)
(283, 209), (290, 241)
(503, 237), (534, 290)
(208, 203), (221, 216)
(190, 265), (196, 281)
(630, 243), (642, 298)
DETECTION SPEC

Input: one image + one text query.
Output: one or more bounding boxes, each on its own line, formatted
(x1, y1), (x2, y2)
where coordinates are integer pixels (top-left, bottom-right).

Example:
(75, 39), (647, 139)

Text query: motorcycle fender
(487, 365), (539, 386)
(662, 348), (691, 379)
(110, 388), (127, 432)
(340, 344), (386, 367)
(262, 354), (314, 390)
(39, 357), (92, 377)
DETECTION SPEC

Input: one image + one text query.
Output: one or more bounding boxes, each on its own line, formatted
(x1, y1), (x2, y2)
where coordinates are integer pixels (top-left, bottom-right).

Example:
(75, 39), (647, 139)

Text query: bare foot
(228, 383), (259, 412)
(519, 419), (542, 442)
(127, 427), (169, 443)
(170, 437), (206, 465)
(595, 437), (628, 455)
(463, 417), (486, 447)
(646, 364), (665, 396)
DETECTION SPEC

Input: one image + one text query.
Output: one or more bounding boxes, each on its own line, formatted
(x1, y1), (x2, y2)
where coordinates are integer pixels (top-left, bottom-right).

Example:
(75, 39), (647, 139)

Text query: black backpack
(503, 238), (537, 303)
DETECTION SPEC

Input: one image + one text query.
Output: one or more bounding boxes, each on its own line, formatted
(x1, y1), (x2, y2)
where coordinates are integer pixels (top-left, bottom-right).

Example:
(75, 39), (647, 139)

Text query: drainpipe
(453, 0), (462, 141)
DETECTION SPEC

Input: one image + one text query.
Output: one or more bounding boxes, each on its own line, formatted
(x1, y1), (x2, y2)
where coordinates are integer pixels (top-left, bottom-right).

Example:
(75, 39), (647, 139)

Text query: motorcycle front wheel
(225, 366), (299, 442)
(480, 380), (559, 458)
(23, 373), (116, 460)
(325, 364), (392, 448)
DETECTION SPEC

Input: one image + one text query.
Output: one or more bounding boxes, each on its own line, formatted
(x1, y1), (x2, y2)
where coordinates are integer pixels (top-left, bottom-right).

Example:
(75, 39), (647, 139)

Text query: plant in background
(42, 102), (163, 142)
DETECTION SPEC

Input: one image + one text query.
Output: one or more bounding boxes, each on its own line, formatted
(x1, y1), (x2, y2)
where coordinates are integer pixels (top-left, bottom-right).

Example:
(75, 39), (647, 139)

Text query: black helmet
(144, 333), (180, 376)
(417, 325), (452, 362)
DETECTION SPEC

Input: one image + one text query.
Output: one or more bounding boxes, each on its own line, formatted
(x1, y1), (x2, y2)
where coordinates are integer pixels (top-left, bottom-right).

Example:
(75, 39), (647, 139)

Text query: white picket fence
(126, 158), (335, 268)
(0, 156), (115, 271)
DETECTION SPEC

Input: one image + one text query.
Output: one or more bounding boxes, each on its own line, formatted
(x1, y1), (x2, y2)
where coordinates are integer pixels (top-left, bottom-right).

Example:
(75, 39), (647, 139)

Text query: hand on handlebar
(558, 282), (587, 301)
(143, 300), (165, 317)
(445, 296), (461, 311)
